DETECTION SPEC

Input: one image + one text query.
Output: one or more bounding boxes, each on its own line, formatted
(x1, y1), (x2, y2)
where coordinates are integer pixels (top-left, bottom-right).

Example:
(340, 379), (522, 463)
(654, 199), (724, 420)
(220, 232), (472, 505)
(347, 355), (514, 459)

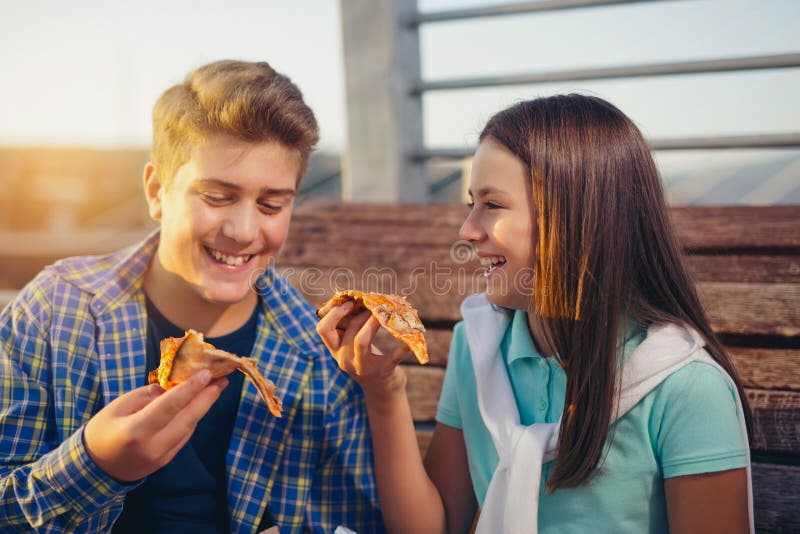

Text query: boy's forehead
(174, 135), (302, 189)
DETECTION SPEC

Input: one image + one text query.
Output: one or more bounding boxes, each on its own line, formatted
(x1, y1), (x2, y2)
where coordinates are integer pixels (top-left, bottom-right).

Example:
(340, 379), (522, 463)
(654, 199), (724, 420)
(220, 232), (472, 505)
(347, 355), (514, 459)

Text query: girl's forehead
(470, 141), (528, 196)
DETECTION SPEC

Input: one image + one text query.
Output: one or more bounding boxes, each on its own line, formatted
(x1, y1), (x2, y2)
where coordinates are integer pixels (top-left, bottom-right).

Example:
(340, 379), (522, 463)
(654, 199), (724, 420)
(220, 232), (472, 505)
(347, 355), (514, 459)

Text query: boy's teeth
(210, 249), (251, 266)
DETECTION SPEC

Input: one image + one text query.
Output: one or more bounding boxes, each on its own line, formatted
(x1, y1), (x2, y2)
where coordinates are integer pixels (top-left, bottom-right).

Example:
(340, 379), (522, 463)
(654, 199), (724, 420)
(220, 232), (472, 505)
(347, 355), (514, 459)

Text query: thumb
(105, 384), (165, 416)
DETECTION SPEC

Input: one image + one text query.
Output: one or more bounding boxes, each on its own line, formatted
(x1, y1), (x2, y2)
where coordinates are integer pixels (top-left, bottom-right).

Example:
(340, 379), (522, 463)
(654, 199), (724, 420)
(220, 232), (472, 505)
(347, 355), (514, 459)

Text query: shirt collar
(504, 310), (646, 364)
(504, 309), (541, 364)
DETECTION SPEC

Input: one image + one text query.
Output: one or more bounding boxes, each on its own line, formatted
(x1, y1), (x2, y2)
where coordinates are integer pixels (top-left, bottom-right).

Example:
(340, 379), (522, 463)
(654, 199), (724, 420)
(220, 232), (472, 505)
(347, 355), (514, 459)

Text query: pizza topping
(317, 290), (429, 365)
(149, 329), (283, 417)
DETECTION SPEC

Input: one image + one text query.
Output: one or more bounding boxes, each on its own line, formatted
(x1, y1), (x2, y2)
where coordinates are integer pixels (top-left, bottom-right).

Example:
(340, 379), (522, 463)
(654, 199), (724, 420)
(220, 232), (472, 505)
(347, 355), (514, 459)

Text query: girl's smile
(459, 139), (535, 310)
(478, 254), (508, 278)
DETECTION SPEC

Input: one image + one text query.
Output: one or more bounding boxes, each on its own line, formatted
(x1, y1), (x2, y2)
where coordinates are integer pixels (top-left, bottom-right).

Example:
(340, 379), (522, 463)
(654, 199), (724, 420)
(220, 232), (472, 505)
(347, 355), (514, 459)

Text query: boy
(0, 60), (384, 533)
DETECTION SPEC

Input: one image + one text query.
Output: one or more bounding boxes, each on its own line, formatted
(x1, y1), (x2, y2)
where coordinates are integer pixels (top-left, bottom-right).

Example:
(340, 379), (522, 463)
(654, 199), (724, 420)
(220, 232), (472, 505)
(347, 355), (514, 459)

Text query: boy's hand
(82, 370), (228, 483)
(316, 301), (407, 400)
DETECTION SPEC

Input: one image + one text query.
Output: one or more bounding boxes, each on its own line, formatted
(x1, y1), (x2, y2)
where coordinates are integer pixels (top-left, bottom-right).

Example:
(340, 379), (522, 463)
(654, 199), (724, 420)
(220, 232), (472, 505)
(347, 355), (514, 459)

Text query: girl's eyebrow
(468, 186), (509, 199)
(195, 178), (295, 196)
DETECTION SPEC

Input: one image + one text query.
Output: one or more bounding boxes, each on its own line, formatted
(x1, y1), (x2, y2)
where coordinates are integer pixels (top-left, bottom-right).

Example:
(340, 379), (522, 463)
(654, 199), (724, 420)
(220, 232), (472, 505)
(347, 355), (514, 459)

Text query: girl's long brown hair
(480, 94), (753, 491)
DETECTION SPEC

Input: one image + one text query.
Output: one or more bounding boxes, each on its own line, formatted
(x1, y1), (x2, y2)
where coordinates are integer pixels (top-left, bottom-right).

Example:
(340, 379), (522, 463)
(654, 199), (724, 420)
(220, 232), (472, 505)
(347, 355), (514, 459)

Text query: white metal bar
(414, 53), (800, 93)
(340, 0), (428, 201)
(409, 0), (663, 25)
(411, 133), (800, 161)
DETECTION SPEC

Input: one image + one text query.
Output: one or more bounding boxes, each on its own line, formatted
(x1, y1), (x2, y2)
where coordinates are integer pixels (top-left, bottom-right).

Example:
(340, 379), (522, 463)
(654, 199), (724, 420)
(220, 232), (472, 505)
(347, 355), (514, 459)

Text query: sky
(1, 0), (798, 162)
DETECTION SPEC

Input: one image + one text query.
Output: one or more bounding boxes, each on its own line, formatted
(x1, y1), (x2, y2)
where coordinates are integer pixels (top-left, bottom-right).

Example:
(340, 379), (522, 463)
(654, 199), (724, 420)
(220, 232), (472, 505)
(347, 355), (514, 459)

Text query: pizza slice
(316, 290), (429, 365)
(148, 329), (283, 417)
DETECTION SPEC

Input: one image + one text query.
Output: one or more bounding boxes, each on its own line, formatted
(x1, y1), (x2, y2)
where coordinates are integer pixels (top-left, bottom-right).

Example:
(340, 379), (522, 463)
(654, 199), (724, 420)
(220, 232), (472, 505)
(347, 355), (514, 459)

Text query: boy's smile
(143, 133), (300, 333)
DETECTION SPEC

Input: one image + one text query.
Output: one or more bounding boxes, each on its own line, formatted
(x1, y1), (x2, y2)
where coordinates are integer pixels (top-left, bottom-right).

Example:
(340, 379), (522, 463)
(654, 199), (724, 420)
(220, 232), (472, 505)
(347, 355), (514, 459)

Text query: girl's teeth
(480, 256), (507, 266)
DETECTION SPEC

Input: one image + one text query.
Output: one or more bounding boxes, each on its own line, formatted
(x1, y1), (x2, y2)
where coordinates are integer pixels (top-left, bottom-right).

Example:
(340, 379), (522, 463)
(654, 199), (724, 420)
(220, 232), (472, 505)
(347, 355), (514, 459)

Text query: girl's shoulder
(642, 356), (746, 462)
(655, 358), (739, 404)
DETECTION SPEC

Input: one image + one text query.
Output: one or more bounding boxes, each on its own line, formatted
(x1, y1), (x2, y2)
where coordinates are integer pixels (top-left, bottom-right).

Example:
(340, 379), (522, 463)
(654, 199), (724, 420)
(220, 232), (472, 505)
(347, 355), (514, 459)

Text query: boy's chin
(199, 286), (254, 306)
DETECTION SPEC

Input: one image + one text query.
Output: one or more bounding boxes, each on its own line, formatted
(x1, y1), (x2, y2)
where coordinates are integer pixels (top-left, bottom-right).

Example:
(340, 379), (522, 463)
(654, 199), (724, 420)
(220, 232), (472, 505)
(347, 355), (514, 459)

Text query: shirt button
(539, 399), (547, 411)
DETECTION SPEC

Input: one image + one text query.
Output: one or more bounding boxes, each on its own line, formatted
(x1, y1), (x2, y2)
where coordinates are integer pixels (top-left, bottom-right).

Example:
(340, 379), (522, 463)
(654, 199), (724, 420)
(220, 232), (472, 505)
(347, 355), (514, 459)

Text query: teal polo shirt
(436, 309), (747, 533)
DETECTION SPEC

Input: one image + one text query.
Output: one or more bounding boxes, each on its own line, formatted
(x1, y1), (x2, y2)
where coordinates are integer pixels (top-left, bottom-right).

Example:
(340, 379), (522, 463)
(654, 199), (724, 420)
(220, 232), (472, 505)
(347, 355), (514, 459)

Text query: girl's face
(459, 139), (536, 310)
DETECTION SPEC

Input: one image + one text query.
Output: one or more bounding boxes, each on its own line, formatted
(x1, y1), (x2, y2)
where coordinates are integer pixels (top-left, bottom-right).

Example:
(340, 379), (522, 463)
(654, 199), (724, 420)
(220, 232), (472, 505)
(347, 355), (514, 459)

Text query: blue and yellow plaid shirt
(0, 232), (385, 533)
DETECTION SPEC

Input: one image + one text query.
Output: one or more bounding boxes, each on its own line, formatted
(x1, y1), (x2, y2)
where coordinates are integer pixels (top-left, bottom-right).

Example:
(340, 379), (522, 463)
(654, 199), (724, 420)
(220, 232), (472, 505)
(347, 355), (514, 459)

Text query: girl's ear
(143, 162), (163, 221)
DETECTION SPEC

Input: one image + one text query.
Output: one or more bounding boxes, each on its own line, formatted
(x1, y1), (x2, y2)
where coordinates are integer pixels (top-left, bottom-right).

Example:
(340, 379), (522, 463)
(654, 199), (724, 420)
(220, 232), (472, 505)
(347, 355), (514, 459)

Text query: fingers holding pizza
(316, 290), (429, 396)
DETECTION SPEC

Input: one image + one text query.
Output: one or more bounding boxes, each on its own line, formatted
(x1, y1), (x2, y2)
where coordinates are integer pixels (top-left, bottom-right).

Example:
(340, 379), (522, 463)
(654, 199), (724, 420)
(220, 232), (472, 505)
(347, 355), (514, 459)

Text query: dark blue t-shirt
(112, 298), (256, 533)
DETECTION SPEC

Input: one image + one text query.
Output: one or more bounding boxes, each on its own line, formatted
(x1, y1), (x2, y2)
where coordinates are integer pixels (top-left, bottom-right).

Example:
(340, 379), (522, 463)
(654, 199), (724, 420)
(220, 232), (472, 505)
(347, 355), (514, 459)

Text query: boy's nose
(222, 206), (259, 243)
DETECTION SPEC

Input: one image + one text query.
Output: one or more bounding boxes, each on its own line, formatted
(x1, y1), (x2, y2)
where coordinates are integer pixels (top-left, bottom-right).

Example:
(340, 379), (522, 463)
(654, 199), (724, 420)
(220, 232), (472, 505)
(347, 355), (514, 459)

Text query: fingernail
(341, 301), (354, 312)
(196, 370), (212, 385)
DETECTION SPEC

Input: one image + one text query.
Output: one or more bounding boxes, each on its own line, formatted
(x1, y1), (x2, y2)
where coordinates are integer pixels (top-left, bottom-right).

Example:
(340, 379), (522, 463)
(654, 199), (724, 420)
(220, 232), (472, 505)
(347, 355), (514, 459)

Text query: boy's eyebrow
(196, 178), (296, 196)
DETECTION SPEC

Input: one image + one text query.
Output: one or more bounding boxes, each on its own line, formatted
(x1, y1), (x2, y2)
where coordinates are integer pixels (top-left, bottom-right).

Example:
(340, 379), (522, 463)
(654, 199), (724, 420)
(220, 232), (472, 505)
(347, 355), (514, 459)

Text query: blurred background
(0, 0), (798, 292)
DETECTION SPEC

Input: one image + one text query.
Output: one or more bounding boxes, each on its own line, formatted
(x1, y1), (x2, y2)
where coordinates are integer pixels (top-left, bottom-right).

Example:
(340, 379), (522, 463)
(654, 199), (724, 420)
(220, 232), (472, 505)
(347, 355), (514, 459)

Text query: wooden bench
(280, 200), (800, 533)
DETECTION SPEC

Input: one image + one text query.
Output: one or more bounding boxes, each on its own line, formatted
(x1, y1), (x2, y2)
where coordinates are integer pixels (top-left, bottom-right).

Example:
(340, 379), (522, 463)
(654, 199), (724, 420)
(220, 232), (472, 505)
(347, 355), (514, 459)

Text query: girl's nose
(458, 210), (482, 243)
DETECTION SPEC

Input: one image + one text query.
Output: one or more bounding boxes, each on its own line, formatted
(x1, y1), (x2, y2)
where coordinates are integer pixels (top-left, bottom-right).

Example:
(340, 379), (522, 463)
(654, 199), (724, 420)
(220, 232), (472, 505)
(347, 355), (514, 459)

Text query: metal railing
(339, 0), (800, 199)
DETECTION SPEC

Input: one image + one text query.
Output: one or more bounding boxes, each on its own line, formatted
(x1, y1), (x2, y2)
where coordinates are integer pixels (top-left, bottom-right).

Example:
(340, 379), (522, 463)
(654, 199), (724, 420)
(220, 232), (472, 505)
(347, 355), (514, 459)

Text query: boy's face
(145, 134), (300, 306)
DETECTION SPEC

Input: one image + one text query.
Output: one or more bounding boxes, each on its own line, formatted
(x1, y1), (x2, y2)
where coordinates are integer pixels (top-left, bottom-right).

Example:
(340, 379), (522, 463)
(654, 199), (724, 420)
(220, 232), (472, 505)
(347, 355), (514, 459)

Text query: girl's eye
(466, 201), (475, 209)
(486, 201), (502, 209)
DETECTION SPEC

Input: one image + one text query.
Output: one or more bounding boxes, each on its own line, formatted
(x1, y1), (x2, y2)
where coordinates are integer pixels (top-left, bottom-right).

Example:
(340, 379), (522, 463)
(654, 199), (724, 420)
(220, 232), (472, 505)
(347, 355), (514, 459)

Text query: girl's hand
(316, 301), (407, 400)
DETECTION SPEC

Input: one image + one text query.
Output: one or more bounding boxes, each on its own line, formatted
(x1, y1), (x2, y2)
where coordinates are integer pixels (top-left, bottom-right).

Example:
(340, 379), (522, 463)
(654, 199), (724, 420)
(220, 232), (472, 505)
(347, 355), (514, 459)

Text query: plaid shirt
(0, 232), (384, 533)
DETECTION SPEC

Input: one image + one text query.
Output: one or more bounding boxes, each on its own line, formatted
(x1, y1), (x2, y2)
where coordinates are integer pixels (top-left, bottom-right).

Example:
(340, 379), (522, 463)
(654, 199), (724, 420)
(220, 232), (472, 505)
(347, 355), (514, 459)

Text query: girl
(317, 94), (752, 533)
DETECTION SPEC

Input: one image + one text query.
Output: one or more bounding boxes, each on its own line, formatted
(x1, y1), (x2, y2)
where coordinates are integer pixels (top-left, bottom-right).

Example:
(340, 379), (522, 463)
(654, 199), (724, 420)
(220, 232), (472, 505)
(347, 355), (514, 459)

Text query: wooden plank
(279, 240), (475, 269)
(748, 389), (800, 453)
(685, 255), (800, 284)
(0, 229), (150, 258)
(294, 200), (469, 227)
(670, 205), (800, 250)
(406, 366), (800, 453)
(286, 218), (462, 247)
(752, 463), (800, 532)
(0, 205), (798, 261)
(405, 365), (444, 423)
(396, 336), (800, 393)
(731, 348), (800, 391)
(283, 266), (800, 336)
(293, 203), (800, 250)
(699, 282), (800, 337)
(279, 247), (800, 286)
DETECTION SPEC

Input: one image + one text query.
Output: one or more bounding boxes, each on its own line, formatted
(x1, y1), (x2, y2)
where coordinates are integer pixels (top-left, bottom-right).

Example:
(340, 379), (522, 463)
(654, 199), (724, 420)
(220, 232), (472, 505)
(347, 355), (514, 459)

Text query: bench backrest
(280, 201), (800, 532)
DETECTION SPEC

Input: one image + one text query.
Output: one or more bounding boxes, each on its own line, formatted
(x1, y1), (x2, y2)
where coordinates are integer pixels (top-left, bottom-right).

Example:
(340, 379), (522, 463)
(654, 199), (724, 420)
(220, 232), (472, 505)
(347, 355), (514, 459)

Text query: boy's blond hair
(151, 59), (319, 185)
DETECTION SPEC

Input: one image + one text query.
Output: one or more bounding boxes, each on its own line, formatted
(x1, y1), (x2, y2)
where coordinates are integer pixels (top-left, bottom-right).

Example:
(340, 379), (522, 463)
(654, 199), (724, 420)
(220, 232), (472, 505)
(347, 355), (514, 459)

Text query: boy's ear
(143, 162), (163, 221)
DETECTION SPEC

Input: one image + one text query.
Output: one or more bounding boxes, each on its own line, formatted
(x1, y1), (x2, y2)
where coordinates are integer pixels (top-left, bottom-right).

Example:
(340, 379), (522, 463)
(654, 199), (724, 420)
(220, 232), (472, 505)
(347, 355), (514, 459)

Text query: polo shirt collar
(504, 310), (541, 364)
(504, 310), (645, 364)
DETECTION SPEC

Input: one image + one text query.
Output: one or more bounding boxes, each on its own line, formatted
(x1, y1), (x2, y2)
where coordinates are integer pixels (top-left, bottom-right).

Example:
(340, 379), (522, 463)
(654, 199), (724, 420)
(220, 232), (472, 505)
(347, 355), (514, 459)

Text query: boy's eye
(258, 201), (283, 214)
(201, 192), (230, 204)
(466, 201), (475, 209)
(258, 202), (281, 213)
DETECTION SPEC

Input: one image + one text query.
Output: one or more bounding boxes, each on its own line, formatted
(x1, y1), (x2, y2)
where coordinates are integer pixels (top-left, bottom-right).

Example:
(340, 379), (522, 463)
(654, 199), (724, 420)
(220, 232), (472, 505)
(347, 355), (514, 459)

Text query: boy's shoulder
(254, 267), (326, 358)
(13, 234), (156, 315)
